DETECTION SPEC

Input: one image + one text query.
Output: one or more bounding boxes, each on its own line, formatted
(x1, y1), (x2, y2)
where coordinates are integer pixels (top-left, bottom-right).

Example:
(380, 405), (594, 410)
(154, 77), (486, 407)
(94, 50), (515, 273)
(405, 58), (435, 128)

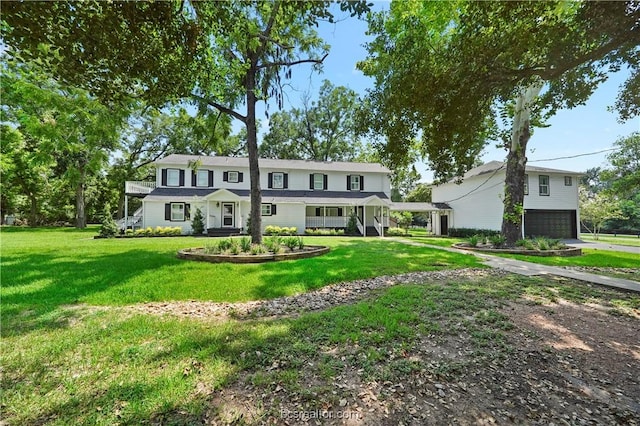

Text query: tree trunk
(75, 170), (87, 229)
(29, 194), (38, 226)
(501, 81), (543, 247)
(246, 57), (262, 244)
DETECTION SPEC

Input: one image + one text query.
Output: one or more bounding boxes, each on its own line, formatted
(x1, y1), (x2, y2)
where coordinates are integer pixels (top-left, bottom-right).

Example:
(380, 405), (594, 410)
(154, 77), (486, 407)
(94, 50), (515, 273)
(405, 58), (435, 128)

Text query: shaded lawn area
(579, 233), (640, 247)
(1, 226), (482, 335)
(407, 235), (465, 247)
(2, 272), (638, 425)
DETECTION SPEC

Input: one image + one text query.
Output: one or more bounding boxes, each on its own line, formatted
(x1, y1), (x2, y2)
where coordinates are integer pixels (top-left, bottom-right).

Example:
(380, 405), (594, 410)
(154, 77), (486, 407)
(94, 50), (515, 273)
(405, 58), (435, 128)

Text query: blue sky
(252, 3), (639, 182)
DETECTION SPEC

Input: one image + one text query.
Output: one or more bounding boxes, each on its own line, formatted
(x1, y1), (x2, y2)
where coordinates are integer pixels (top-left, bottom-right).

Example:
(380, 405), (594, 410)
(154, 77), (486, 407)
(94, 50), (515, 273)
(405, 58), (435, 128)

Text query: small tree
(346, 211), (359, 235)
(579, 187), (625, 240)
(391, 211), (413, 229)
(191, 207), (205, 235)
(98, 204), (118, 238)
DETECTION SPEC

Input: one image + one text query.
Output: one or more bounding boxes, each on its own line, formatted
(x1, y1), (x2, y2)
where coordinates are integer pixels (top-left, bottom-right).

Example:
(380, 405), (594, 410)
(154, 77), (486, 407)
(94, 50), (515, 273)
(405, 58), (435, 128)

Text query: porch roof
(390, 202), (452, 212)
(143, 188), (391, 205)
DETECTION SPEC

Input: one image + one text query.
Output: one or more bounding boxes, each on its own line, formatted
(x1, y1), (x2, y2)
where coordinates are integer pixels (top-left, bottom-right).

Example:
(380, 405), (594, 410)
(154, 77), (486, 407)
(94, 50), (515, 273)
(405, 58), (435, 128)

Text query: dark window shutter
(185, 203), (191, 220)
(191, 170), (196, 187)
(316, 207), (321, 216)
(165, 203), (171, 220)
(223, 172), (228, 182)
(208, 171), (214, 187)
(238, 172), (244, 183)
(179, 170), (185, 186)
(323, 174), (328, 190)
(347, 175), (351, 190)
(309, 174), (314, 189)
(161, 169), (167, 186)
(360, 175), (364, 191)
(338, 208), (343, 216)
(284, 173), (288, 189)
(268, 172), (273, 188)
(271, 204), (277, 215)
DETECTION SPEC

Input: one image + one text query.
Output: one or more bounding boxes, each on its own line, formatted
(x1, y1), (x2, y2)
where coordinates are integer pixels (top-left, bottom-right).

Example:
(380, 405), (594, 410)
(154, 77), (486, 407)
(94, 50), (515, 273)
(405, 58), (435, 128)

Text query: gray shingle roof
(461, 160), (581, 180)
(390, 202), (451, 211)
(155, 154), (390, 174)
(144, 188), (390, 204)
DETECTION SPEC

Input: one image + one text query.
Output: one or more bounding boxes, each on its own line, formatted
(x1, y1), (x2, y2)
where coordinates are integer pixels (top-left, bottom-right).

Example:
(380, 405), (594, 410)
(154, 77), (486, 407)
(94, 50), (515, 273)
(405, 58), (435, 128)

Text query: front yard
(1, 227), (639, 425)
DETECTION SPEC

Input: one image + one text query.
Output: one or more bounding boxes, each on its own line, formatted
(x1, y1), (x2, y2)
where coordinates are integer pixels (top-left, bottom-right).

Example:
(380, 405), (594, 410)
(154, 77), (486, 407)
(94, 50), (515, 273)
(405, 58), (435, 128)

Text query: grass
(489, 248), (639, 269)
(580, 233), (640, 247)
(2, 226), (638, 425)
(3, 271), (637, 425)
(1, 226), (483, 335)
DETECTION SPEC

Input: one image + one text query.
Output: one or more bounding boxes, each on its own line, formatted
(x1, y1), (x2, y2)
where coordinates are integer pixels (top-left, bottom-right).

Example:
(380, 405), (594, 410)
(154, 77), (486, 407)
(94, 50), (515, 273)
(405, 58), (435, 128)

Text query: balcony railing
(125, 181), (156, 195)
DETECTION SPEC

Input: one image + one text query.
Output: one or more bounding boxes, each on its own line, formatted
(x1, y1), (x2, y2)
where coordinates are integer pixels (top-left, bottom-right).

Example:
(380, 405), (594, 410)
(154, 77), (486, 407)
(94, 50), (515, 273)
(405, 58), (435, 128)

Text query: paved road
(562, 239), (640, 255)
(392, 238), (640, 293)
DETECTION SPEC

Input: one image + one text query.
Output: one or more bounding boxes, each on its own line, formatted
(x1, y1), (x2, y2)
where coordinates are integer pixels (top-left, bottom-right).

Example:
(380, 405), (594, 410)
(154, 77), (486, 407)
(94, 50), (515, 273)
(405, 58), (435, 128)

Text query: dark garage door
(524, 210), (577, 239)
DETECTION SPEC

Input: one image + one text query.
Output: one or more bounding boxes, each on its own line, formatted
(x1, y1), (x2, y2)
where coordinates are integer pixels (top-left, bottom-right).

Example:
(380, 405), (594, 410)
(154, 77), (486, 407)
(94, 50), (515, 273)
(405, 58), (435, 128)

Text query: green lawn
(2, 227), (638, 425)
(580, 233), (640, 247)
(491, 248), (639, 269)
(1, 226), (482, 334)
(407, 235), (465, 247)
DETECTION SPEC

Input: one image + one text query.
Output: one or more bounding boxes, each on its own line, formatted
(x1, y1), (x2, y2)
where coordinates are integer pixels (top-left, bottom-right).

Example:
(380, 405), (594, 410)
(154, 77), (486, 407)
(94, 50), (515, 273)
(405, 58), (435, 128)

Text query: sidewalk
(563, 239), (640, 255)
(392, 238), (640, 293)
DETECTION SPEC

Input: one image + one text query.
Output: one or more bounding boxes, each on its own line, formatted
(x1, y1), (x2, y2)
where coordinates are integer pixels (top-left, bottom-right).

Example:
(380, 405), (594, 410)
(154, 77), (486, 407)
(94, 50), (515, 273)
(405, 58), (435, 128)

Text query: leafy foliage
(191, 208), (205, 235)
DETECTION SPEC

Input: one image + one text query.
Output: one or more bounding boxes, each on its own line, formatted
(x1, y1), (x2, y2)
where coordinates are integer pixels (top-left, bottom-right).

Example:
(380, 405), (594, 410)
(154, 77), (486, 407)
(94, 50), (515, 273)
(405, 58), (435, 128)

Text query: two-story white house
(124, 154), (394, 236)
(430, 161), (582, 239)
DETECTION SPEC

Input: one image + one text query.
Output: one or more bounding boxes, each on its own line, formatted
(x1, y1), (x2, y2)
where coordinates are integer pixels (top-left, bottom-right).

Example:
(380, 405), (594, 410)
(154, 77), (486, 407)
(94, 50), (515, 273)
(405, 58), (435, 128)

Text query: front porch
(304, 204), (390, 236)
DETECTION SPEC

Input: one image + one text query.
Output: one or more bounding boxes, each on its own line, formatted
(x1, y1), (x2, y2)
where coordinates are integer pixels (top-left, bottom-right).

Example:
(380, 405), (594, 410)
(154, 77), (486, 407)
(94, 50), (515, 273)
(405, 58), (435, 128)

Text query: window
(272, 172), (284, 189)
(524, 174), (529, 195)
(227, 171), (239, 183)
(350, 175), (360, 191)
(261, 204), (276, 216)
(197, 170), (209, 187)
(171, 203), (185, 221)
(539, 175), (550, 196)
(564, 176), (572, 186)
(167, 169), (180, 187)
(313, 173), (324, 190)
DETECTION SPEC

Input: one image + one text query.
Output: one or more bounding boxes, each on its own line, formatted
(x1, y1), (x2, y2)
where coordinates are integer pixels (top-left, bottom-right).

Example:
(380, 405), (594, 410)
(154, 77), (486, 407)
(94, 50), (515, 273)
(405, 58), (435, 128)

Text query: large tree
(2, 1), (369, 243)
(260, 80), (364, 161)
(359, 0), (639, 245)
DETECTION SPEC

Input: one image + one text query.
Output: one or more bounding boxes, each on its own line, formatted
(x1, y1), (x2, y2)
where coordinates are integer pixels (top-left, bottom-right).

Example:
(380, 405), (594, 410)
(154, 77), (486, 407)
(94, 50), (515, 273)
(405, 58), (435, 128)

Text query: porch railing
(125, 181), (156, 195)
(356, 217), (364, 236)
(117, 207), (143, 230)
(305, 216), (348, 228)
(373, 216), (383, 236)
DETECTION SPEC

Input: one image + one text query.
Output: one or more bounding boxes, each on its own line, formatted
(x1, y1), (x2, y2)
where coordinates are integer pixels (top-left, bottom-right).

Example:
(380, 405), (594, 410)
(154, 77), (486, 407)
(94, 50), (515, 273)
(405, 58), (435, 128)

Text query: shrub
(489, 234), (506, 248)
(217, 238), (234, 252)
(264, 225), (280, 236)
(98, 207), (118, 238)
(346, 212), (359, 235)
(467, 235), (480, 247)
(448, 228), (500, 238)
(191, 208), (205, 235)
(516, 239), (534, 250)
(284, 236), (299, 251)
(245, 215), (252, 235)
(386, 227), (408, 236)
(297, 236), (305, 250)
(124, 229), (134, 237)
(264, 236), (282, 253)
(239, 236), (251, 252)
(134, 229), (146, 237)
(534, 237), (550, 251)
(229, 242), (241, 255)
(250, 244), (266, 255)
(264, 225), (297, 236)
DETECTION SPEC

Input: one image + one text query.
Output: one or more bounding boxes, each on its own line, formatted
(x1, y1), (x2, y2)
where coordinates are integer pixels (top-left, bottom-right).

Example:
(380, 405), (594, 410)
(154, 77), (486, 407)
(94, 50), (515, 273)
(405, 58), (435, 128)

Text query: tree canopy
(359, 0), (639, 245)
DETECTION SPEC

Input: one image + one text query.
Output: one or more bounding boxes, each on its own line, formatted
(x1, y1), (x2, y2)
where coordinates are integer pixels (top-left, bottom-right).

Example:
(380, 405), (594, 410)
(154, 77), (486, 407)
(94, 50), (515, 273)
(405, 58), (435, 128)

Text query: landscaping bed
(453, 242), (583, 257)
(178, 245), (330, 263)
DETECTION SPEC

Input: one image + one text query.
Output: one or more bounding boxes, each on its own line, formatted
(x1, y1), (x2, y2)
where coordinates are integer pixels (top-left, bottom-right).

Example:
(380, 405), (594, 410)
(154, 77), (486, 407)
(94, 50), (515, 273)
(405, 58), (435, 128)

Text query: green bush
(264, 225), (297, 236)
(489, 234), (506, 248)
(250, 244), (266, 255)
(98, 209), (118, 238)
(284, 236), (299, 251)
(297, 236), (305, 250)
(346, 212), (359, 235)
(386, 227), (408, 236)
(239, 236), (251, 252)
(467, 235), (480, 247)
(191, 208), (205, 235)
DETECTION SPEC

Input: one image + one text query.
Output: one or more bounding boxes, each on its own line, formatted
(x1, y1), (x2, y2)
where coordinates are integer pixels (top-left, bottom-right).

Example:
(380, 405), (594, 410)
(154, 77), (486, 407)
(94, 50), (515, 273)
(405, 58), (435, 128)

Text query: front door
(222, 203), (235, 227)
(440, 214), (448, 235)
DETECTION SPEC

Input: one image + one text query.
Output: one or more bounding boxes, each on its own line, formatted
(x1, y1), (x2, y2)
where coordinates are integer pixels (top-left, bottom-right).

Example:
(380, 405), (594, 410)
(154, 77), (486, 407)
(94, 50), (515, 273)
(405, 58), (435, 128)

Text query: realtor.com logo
(280, 409), (361, 421)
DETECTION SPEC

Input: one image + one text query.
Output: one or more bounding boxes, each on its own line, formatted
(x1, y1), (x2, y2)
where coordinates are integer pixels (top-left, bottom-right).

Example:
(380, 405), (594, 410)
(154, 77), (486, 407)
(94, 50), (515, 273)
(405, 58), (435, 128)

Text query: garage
(524, 209), (577, 239)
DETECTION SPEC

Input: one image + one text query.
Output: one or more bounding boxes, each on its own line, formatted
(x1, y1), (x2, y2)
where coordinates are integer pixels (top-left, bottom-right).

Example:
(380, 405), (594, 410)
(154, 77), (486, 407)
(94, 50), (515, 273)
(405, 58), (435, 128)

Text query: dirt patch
(203, 295), (639, 425)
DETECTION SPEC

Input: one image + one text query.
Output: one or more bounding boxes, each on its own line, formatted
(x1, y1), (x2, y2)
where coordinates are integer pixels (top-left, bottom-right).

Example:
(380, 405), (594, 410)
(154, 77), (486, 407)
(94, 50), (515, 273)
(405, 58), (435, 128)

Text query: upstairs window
(228, 171), (239, 183)
(539, 175), (550, 196)
(268, 172), (288, 189)
(166, 169), (180, 187)
(564, 176), (572, 186)
(347, 175), (364, 191)
(313, 173), (325, 190)
(197, 170), (209, 187)
(223, 171), (243, 183)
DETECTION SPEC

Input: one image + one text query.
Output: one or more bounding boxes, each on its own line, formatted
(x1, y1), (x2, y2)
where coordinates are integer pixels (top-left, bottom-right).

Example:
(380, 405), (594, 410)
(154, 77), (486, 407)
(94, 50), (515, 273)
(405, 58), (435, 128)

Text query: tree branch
(257, 53), (329, 70)
(191, 93), (246, 123)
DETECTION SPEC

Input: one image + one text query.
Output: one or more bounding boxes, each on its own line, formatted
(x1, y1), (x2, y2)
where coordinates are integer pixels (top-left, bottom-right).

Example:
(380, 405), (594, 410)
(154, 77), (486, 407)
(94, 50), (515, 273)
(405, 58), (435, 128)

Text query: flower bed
(452, 243), (582, 257)
(177, 245), (330, 263)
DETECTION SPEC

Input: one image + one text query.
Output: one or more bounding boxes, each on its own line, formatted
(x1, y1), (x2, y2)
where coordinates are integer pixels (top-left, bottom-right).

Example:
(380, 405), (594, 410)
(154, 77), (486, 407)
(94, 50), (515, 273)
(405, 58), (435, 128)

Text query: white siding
(143, 200), (206, 234)
(260, 203), (306, 234)
(432, 170), (580, 232)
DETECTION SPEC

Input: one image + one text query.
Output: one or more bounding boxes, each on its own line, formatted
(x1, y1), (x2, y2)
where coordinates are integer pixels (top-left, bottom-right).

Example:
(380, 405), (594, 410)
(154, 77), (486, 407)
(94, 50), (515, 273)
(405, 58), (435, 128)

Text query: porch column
(363, 205), (366, 237)
(238, 201), (242, 231)
(124, 195), (128, 230)
(323, 206), (326, 228)
(381, 207), (385, 237)
(206, 201), (210, 229)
